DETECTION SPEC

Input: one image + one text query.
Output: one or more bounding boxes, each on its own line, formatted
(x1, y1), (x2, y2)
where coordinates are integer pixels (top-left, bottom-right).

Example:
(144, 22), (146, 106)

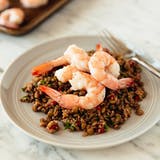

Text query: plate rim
(0, 35), (160, 149)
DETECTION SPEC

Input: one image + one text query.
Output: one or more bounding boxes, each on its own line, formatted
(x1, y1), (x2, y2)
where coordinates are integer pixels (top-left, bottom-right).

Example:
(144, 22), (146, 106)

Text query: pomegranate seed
(129, 60), (135, 67)
(96, 106), (101, 111)
(98, 127), (105, 134)
(76, 121), (81, 127)
(135, 96), (140, 101)
(49, 124), (58, 130)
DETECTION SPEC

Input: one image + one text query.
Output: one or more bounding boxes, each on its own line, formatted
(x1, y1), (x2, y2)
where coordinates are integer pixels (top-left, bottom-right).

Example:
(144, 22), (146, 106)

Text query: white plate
(0, 36), (160, 149)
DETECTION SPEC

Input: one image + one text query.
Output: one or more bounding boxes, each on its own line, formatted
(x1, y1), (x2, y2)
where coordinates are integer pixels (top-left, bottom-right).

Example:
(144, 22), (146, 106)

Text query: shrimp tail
(118, 78), (134, 89)
(32, 56), (68, 76)
(96, 44), (111, 54)
(39, 85), (78, 109)
(96, 44), (103, 51)
(39, 85), (62, 102)
(32, 62), (53, 76)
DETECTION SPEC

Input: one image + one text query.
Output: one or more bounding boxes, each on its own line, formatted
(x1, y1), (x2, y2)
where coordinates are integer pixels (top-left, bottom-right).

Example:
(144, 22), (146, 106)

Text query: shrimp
(0, 8), (25, 29)
(55, 65), (78, 83)
(32, 56), (68, 76)
(64, 44), (90, 72)
(39, 71), (105, 109)
(20, 0), (48, 8)
(0, 0), (9, 12)
(32, 44), (90, 76)
(88, 44), (133, 90)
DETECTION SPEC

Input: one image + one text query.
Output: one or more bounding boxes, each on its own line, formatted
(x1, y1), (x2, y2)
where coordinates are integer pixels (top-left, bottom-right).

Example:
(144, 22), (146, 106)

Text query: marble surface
(0, 0), (160, 159)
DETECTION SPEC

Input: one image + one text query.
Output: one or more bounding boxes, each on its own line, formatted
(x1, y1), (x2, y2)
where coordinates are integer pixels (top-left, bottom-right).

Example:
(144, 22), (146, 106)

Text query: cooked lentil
(20, 49), (146, 136)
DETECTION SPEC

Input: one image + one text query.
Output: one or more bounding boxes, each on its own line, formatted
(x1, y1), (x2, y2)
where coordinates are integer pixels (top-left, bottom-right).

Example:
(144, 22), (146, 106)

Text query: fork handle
(131, 54), (160, 78)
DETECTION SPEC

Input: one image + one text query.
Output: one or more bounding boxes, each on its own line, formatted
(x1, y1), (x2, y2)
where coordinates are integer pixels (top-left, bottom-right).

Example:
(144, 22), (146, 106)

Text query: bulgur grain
(20, 50), (146, 136)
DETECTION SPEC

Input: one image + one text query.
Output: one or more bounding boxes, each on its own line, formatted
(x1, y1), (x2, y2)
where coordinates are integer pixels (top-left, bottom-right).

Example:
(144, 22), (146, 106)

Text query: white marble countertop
(0, 0), (160, 159)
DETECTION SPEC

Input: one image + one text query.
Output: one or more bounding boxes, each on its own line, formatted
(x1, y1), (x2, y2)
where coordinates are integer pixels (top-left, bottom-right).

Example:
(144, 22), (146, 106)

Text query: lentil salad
(20, 49), (146, 136)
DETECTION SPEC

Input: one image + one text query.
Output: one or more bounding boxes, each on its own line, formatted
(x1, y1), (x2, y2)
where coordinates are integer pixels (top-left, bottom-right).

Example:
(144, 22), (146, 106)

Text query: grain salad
(20, 47), (146, 136)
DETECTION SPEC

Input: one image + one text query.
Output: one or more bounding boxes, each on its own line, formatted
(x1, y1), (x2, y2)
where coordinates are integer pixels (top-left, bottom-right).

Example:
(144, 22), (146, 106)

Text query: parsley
(64, 122), (71, 129)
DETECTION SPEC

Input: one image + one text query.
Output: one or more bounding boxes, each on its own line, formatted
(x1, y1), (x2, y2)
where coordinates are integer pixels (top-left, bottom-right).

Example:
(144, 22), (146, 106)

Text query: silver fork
(100, 29), (160, 78)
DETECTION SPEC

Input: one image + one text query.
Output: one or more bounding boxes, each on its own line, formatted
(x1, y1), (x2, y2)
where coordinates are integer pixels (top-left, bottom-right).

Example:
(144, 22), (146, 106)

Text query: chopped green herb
(39, 80), (46, 85)
(70, 125), (75, 131)
(21, 87), (26, 92)
(104, 124), (109, 131)
(20, 95), (29, 102)
(64, 122), (71, 129)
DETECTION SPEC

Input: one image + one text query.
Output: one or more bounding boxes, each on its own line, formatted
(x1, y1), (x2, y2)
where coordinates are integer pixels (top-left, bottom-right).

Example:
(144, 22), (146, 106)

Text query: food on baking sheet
(0, 8), (25, 29)
(0, 0), (68, 35)
(20, 0), (48, 8)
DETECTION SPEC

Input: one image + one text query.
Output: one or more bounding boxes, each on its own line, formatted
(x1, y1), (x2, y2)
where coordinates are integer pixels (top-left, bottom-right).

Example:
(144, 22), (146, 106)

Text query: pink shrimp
(39, 70), (105, 109)
(88, 44), (133, 90)
(20, 0), (48, 8)
(54, 65), (78, 83)
(0, 8), (25, 29)
(32, 56), (68, 76)
(32, 44), (90, 76)
(0, 0), (9, 12)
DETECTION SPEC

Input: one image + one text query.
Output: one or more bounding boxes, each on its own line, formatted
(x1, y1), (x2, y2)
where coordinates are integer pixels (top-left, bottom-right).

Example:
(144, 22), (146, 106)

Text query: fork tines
(99, 29), (132, 55)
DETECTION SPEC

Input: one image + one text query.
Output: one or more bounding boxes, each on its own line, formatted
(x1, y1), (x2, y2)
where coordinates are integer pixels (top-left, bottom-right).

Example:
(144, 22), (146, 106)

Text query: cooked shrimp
(0, 8), (25, 29)
(20, 0), (48, 8)
(0, 0), (9, 12)
(39, 71), (105, 109)
(55, 65), (78, 83)
(32, 56), (68, 76)
(64, 44), (90, 72)
(32, 44), (90, 76)
(88, 44), (133, 90)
